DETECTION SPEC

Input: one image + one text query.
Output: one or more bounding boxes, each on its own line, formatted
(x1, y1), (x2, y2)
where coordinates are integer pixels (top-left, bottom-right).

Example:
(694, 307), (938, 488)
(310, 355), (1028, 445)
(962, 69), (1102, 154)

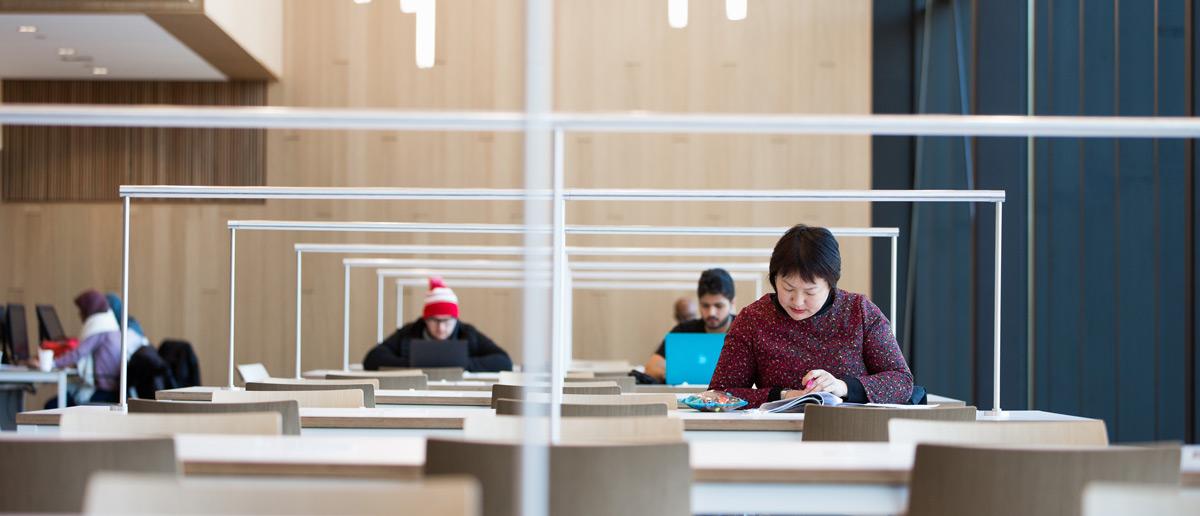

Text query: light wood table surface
(11, 430), (1192, 488)
(10, 412), (1196, 514)
(155, 386), (497, 405)
(19, 404), (1087, 434)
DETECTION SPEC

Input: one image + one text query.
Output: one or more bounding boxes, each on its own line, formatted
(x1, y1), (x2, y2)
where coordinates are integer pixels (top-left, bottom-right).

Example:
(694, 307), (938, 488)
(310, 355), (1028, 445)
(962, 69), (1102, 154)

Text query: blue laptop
(664, 333), (726, 385)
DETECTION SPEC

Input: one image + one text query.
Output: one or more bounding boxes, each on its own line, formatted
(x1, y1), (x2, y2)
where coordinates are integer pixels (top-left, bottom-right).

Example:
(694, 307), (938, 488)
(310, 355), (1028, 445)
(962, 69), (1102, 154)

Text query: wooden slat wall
(1, 81), (265, 202)
(0, 0), (871, 385)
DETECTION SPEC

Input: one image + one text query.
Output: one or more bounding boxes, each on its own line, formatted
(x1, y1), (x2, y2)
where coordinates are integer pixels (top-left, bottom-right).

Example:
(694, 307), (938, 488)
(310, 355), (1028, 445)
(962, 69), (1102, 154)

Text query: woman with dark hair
(707, 224), (914, 408)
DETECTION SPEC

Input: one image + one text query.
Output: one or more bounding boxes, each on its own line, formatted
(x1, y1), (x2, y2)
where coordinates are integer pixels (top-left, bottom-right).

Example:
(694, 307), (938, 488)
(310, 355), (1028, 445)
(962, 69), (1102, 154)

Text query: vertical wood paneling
(1078, 0), (1118, 437)
(1, 80), (265, 202)
(1193, 0), (1200, 446)
(0, 0), (873, 388)
(877, 0), (1195, 442)
(1044, 0), (1084, 417)
(1033, 0), (1054, 410)
(1156, 0), (1190, 442)
(909, 0), (975, 402)
(1115, 0), (1158, 442)
(973, 0), (1030, 411)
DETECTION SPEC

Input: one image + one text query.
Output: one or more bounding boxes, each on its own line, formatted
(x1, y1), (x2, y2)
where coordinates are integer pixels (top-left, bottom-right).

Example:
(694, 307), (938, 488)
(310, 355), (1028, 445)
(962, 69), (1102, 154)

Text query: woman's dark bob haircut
(769, 224), (842, 290)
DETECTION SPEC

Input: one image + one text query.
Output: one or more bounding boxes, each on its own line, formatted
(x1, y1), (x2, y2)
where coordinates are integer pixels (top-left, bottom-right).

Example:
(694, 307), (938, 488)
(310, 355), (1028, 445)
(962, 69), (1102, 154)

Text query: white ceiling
(0, 14), (226, 80)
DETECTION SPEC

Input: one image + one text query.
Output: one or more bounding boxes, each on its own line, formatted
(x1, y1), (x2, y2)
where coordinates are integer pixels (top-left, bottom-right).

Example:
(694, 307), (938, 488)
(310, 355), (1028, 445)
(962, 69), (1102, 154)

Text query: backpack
(128, 345), (173, 398)
(158, 339), (201, 388)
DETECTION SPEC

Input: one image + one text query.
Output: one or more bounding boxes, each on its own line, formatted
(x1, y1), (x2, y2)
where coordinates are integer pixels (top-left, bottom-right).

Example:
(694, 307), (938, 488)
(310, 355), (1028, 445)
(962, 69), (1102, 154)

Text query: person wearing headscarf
(105, 292), (145, 339)
(42, 290), (124, 404)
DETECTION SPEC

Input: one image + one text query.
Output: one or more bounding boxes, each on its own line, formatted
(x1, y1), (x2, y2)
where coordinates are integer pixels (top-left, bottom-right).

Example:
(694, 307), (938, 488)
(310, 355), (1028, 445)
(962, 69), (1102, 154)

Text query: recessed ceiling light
(91, 66), (108, 76)
(18, 25), (37, 33)
(58, 48), (76, 56)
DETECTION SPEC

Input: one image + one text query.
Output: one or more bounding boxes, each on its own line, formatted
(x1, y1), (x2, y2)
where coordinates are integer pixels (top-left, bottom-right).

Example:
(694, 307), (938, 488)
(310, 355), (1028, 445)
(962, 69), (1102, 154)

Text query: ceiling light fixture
(353, 0), (371, 4)
(91, 66), (108, 76)
(18, 25), (36, 33)
(57, 47), (75, 56)
(667, 0), (688, 29)
(413, 0), (436, 69)
(725, 0), (747, 21)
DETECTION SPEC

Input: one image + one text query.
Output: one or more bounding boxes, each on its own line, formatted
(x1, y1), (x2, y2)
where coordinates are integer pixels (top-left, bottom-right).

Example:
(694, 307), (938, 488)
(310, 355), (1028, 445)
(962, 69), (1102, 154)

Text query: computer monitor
(0, 305), (8, 364)
(35, 305), (67, 342)
(409, 339), (470, 368)
(664, 332), (725, 385)
(5, 304), (30, 361)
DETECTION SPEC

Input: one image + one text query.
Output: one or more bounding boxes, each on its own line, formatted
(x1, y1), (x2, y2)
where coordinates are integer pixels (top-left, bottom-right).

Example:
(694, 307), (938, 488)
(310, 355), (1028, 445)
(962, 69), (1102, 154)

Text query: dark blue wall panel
(1078, 0), (1118, 439)
(873, 0), (1196, 442)
(1033, 0), (1054, 412)
(909, 1), (975, 402)
(1042, 0), (1085, 418)
(973, 0), (1030, 411)
(871, 0), (916, 365)
(1157, 0), (1190, 442)
(1115, 0), (1158, 442)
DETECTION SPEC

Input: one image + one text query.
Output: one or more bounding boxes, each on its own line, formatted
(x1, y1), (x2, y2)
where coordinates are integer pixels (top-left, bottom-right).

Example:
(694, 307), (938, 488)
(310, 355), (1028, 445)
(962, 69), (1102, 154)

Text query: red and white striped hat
(423, 277), (459, 319)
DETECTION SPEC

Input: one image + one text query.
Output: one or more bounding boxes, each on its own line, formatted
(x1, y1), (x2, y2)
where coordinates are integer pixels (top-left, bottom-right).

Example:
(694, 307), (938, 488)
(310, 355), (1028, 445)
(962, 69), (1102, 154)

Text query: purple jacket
(55, 330), (123, 392)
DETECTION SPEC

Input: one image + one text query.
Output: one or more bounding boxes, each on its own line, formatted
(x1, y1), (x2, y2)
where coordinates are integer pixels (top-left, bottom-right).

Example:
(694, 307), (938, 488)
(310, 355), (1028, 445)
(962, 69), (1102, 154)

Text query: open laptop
(664, 332), (725, 385)
(409, 339), (470, 368)
(35, 305), (67, 342)
(237, 363), (271, 383)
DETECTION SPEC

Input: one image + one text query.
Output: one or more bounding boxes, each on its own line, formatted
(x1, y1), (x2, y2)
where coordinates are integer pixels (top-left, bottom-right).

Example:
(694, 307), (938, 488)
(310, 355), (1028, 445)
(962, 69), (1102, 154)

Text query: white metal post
(564, 273), (574, 366)
(991, 201), (1004, 415)
(116, 196), (131, 410)
(890, 235), (898, 337)
(523, 1), (554, 514)
(377, 274), (385, 343)
(396, 284), (404, 329)
(343, 264), (351, 372)
(553, 128), (568, 377)
(295, 250), (303, 379)
(228, 228), (237, 388)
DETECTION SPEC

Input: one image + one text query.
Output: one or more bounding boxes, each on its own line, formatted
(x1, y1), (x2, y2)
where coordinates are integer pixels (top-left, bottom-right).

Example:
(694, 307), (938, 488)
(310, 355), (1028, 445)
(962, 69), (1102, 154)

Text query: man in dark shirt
(363, 277), (512, 372)
(642, 268), (737, 382)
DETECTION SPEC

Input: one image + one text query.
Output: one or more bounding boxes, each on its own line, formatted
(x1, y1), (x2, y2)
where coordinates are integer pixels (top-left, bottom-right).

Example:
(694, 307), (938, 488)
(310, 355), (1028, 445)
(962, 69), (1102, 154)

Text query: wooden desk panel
(17, 405), (1093, 434)
(376, 390), (492, 406)
(10, 414), (1197, 488)
(156, 386), (224, 401)
(161, 436), (1200, 487)
(176, 434), (424, 479)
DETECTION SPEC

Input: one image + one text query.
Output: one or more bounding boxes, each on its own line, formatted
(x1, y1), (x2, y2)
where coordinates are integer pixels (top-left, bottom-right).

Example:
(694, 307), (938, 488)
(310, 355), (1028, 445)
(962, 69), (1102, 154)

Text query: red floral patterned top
(708, 289), (913, 408)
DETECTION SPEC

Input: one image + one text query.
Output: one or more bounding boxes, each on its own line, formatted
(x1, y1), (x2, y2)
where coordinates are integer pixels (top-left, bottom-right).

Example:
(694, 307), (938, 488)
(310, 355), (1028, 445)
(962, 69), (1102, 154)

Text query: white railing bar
(229, 219), (898, 237)
(563, 189), (1004, 203)
(123, 185), (1001, 203)
(6, 104), (1200, 138)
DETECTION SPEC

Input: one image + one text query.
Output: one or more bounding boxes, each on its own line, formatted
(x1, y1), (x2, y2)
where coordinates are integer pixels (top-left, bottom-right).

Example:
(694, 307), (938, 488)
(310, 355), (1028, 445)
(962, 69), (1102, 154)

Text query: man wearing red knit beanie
(362, 277), (512, 371)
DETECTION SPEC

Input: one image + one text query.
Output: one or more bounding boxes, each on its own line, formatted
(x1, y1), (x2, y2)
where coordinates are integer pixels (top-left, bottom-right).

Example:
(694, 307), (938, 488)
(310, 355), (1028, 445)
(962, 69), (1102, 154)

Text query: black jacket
(362, 318), (513, 372)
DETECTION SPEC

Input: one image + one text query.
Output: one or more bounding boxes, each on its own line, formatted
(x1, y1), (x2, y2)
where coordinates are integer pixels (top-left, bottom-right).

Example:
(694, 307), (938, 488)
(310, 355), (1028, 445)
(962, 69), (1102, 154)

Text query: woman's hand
(795, 369), (847, 398)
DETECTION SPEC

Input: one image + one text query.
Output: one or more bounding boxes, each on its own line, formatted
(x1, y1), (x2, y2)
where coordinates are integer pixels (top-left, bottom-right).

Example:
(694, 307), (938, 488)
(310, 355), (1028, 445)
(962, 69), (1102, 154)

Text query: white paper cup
(38, 349), (54, 372)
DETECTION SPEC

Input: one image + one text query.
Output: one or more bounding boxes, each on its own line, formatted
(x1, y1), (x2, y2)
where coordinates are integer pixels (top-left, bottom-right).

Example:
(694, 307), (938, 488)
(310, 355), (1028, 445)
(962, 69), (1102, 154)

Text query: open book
(756, 391), (843, 413)
(756, 391), (938, 413)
